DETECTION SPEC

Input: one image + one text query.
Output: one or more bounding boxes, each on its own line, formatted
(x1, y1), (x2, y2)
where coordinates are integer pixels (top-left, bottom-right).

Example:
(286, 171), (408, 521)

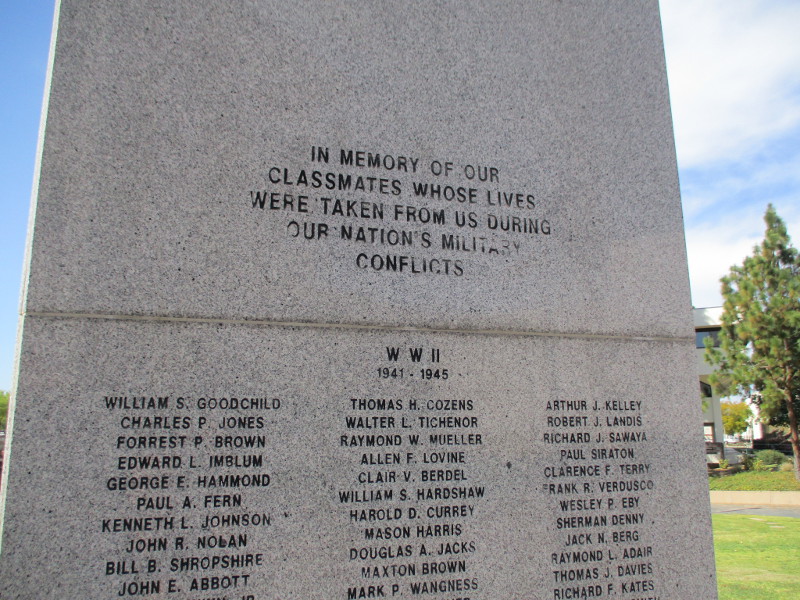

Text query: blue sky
(1, 1), (799, 391)
(1, 1), (54, 391)
(661, 0), (800, 309)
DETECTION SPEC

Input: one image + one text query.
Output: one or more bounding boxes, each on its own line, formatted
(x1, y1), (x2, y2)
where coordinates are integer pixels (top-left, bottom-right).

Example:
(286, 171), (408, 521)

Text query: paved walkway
(711, 503), (800, 519)
(723, 446), (745, 464)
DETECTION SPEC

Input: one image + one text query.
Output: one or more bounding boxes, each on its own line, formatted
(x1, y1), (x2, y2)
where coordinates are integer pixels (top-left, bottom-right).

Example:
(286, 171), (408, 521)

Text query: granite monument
(0, 2), (717, 598)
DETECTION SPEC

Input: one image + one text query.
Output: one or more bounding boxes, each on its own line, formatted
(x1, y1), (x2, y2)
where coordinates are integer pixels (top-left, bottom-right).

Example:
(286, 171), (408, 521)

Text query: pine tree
(706, 205), (800, 480)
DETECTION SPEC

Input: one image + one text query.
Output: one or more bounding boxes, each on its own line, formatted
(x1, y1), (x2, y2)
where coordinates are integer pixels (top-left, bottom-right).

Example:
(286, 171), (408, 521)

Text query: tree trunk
(785, 391), (800, 481)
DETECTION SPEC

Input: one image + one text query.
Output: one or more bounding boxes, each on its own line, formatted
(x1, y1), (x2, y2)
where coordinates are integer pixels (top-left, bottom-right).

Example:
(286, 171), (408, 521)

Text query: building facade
(694, 307), (725, 456)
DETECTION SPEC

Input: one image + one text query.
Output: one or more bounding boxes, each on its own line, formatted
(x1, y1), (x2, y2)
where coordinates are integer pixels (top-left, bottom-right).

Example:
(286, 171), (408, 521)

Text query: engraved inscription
(247, 144), (552, 276)
(100, 395), (282, 597)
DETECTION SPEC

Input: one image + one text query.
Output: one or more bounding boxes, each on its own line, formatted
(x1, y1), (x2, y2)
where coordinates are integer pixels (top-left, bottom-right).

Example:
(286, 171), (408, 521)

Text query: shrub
(719, 459), (730, 469)
(752, 459), (770, 472)
(779, 461), (795, 472)
(755, 449), (786, 466)
(742, 454), (754, 471)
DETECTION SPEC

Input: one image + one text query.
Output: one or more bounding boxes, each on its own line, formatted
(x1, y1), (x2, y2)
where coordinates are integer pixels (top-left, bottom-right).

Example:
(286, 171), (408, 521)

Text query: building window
(696, 328), (721, 349)
(700, 381), (713, 398)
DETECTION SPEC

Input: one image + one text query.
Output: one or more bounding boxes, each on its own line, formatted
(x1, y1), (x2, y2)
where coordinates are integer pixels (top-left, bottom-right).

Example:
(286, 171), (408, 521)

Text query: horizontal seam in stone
(25, 311), (693, 344)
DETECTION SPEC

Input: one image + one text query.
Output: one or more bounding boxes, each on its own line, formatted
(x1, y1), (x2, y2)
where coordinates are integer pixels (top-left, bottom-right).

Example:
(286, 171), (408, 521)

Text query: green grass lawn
(714, 514), (800, 600)
(709, 470), (800, 491)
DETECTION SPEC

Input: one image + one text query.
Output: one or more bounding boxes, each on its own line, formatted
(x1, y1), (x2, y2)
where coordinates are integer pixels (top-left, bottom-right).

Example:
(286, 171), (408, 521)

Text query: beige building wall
(694, 307), (725, 453)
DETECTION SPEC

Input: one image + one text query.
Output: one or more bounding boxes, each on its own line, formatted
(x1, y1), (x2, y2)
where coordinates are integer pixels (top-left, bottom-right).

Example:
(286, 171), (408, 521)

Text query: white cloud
(686, 222), (761, 308)
(686, 210), (800, 308)
(661, 1), (800, 306)
(679, 145), (800, 222)
(661, 0), (800, 169)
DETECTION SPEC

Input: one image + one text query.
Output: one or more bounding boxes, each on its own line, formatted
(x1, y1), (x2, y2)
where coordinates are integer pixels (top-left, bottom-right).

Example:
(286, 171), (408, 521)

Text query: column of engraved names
(598, 398), (656, 598)
(543, 398), (657, 600)
(339, 368), (485, 597)
(101, 394), (281, 599)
